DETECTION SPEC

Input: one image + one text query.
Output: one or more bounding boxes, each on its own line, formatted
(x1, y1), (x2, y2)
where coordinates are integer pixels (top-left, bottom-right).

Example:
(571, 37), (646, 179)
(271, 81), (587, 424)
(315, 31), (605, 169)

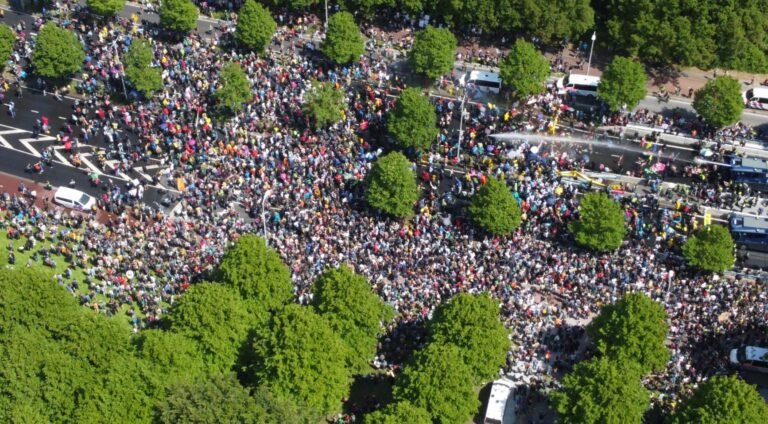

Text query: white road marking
(58, 116), (67, 120)
(18, 138), (41, 157)
(0, 129), (27, 135)
(78, 153), (103, 174)
(0, 136), (11, 148)
(24, 135), (57, 143)
(52, 148), (70, 165)
(30, 110), (39, 114)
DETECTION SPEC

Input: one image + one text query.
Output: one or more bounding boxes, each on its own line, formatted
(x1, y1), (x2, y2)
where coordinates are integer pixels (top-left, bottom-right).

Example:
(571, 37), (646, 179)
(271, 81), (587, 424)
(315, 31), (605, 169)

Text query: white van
(744, 87), (768, 110)
(557, 73), (601, 97)
(484, 378), (515, 424)
(460, 70), (502, 94)
(53, 187), (96, 211)
(730, 345), (768, 374)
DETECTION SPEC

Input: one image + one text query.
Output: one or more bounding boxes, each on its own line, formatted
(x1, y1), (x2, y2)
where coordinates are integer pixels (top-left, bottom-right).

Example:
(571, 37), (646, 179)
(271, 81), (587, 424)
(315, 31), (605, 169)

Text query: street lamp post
(456, 93), (467, 160)
(586, 31), (596, 76)
(324, 0), (329, 30)
(261, 189), (273, 246)
(112, 40), (129, 100)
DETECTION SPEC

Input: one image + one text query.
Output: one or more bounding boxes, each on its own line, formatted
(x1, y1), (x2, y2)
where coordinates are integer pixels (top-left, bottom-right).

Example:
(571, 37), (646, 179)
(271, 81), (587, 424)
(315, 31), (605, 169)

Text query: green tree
(136, 330), (206, 396)
(31, 24), (85, 78)
(321, 11), (365, 64)
(569, 192), (626, 252)
(341, 0), (394, 19)
(247, 304), (350, 417)
(252, 385), (313, 424)
(0, 25), (16, 71)
(159, 0), (199, 33)
(693, 76), (744, 128)
(313, 265), (394, 374)
(499, 39), (549, 98)
(597, 56), (648, 112)
(683, 224), (735, 273)
(393, 343), (479, 424)
(304, 81), (346, 128)
(587, 292), (669, 374)
(551, 358), (648, 424)
(409, 26), (457, 79)
(166, 283), (256, 373)
(87, 0), (125, 16)
(428, 293), (508, 383)
(366, 151), (420, 218)
(469, 176), (522, 236)
(217, 234), (293, 310)
(157, 373), (264, 424)
(124, 39), (162, 95)
(671, 375), (768, 424)
(364, 401), (432, 424)
(387, 87), (438, 152)
(215, 62), (253, 113)
(235, 0), (277, 53)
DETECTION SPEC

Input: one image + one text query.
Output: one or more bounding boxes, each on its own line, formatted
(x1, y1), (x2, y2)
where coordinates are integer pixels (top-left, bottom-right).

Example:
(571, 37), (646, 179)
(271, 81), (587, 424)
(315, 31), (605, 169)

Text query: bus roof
(744, 346), (768, 361)
(730, 214), (768, 233)
(565, 74), (601, 85)
(484, 378), (514, 423)
(468, 70), (501, 83)
(730, 156), (768, 172)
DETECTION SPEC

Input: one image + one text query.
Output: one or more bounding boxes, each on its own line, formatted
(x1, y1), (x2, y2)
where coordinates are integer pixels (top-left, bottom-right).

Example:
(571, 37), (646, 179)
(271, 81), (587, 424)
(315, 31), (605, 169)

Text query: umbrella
(652, 162), (666, 172)
(700, 148), (714, 158)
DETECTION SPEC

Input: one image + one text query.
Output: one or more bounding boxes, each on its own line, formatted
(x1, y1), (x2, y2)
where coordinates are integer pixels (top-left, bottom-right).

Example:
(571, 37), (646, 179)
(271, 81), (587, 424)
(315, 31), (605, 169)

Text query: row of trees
(553, 292), (768, 423)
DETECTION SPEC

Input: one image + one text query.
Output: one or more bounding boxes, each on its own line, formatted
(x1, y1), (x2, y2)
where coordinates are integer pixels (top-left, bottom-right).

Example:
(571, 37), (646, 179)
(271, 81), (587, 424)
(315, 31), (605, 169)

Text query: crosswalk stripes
(51, 146), (70, 165)
(79, 153), (103, 175)
(18, 138), (41, 157)
(0, 136), (11, 149)
(0, 129), (28, 135)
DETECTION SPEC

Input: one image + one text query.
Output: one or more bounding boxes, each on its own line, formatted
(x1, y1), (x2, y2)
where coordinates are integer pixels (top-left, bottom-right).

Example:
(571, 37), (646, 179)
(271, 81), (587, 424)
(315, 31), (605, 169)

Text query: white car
(53, 187), (96, 211)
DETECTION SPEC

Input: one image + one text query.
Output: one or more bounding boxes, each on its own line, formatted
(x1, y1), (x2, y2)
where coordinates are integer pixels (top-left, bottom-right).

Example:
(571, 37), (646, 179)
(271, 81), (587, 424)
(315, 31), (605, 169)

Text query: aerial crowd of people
(0, 2), (766, 418)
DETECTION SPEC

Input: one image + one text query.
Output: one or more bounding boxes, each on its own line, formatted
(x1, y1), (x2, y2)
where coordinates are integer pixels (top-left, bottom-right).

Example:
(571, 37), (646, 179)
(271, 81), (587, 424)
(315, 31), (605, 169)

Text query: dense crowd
(1, 4), (766, 419)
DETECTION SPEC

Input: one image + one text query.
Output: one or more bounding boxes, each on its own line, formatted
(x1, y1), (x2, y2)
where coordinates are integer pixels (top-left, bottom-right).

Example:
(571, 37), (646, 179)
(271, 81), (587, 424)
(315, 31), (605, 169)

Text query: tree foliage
(409, 26), (457, 79)
(387, 87), (438, 152)
(364, 401), (432, 424)
(217, 234), (293, 310)
(0, 24), (16, 71)
(159, 0), (199, 33)
(215, 62), (253, 113)
(597, 56), (648, 112)
(247, 304), (350, 417)
(469, 176), (522, 236)
(322, 12), (365, 64)
(366, 151), (420, 218)
(499, 39), (549, 98)
(166, 283), (256, 373)
(157, 373), (264, 424)
(569, 192), (626, 251)
(671, 375), (768, 424)
(693, 76), (744, 129)
(313, 265), (394, 374)
(587, 292), (669, 374)
(393, 343), (479, 424)
(682, 224), (735, 273)
(87, 0), (125, 16)
(32, 24), (85, 78)
(551, 357), (649, 424)
(124, 39), (162, 95)
(304, 81), (347, 128)
(136, 329), (206, 396)
(235, 0), (277, 53)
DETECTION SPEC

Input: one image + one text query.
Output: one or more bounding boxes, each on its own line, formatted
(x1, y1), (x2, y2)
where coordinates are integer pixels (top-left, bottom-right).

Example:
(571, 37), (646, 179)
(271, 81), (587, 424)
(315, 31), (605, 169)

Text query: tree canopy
(217, 234), (293, 310)
(499, 39), (549, 98)
(693, 76), (744, 129)
(393, 342), (479, 424)
(157, 373), (264, 424)
(597, 56), (648, 112)
(313, 265), (394, 374)
(364, 401), (432, 424)
(366, 151), (420, 218)
(322, 12), (365, 64)
(87, 0), (125, 16)
(136, 329), (206, 397)
(124, 39), (163, 95)
(32, 24), (85, 79)
(587, 292), (669, 374)
(247, 304), (350, 417)
(215, 62), (253, 113)
(166, 283), (256, 373)
(159, 0), (199, 33)
(671, 375), (768, 424)
(0, 24), (16, 71)
(682, 224), (735, 273)
(304, 81), (347, 128)
(409, 26), (457, 79)
(387, 87), (438, 152)
(428, 293), (508, 383)
(469, 176), (522, 236)
(551, 357), (648, 424)
(569, 192), (626, 251)
(235, 0), (277, 53)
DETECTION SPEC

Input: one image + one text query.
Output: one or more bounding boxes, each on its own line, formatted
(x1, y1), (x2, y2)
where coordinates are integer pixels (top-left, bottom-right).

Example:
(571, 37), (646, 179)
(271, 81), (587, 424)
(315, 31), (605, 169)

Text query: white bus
(461, 70), (502, 94)
(556, 73), (601, 97)
(743, 87), (768, 110)
(730, 345), (768, 374)
(484, 378), (516, 424)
